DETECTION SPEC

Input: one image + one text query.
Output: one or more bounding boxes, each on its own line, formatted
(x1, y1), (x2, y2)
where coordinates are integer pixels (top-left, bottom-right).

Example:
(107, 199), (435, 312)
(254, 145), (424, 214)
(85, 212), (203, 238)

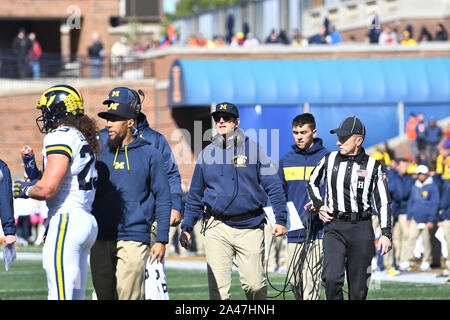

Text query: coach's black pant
(322, 219), (376, 300)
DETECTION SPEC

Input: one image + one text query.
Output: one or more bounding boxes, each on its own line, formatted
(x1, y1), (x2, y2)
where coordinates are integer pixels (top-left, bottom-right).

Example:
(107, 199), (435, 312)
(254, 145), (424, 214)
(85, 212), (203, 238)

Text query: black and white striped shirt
(307, 149), (392, 231)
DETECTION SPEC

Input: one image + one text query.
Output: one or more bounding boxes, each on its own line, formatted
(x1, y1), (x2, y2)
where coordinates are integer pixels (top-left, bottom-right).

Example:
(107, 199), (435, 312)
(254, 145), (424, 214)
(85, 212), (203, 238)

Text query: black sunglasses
(213, 114), (235, 122)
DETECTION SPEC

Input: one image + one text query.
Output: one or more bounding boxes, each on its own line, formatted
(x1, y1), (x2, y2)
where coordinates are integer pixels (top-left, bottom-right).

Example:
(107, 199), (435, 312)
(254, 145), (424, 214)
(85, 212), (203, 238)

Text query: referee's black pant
(322, 219), (376, 300)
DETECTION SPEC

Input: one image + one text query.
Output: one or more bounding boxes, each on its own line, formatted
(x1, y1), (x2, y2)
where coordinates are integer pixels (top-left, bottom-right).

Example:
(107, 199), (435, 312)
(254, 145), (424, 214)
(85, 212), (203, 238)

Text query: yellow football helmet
(36, 85), (84, 133)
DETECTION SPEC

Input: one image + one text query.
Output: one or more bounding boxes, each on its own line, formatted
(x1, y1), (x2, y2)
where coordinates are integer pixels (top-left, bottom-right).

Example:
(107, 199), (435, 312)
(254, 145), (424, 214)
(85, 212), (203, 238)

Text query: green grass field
(1, 258), (450, 300)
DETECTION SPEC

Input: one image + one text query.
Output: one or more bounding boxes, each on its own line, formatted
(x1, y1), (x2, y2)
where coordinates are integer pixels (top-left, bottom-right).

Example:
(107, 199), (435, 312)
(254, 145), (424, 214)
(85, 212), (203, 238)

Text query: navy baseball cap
(211, 102), (239, 119)
(330, 116), (366, 137)
(98, 87), (137, 120)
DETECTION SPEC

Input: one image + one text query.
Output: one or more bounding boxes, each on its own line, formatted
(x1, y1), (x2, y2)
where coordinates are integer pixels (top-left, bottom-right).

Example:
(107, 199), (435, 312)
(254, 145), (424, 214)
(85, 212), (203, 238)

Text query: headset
(127, 88), (145, 136)
(212, 128), (245, 149)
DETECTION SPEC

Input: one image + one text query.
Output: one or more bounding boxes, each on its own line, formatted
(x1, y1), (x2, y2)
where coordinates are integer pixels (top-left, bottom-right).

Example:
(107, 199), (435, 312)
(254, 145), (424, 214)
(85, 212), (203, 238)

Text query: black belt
(332, 211), (372, 223)
(213, 208), (263, 222)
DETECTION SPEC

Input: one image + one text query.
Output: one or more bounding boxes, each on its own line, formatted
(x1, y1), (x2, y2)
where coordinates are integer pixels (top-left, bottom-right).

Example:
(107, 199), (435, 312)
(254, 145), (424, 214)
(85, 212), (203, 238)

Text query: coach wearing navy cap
(308, 115), (392, 300)
(180, 102), (288, 300)
(91, 87), (172, 300)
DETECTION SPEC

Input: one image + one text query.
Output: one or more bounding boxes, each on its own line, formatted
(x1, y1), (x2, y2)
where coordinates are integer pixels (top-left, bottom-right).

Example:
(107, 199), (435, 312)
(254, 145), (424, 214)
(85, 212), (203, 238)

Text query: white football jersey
(42, 126), (97, 217)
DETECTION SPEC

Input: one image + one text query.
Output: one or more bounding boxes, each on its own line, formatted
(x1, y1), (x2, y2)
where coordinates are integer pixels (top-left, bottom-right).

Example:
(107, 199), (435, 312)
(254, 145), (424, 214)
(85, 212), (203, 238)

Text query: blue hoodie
(92, 135), (172, 244)
(389, 170), (414, 217)
(278, 138), (329, 243)
(99, 112), (182, 213)
(181, 134), (287, 233)
(0, 160), (15, 236)
(407, 176), (440, 223)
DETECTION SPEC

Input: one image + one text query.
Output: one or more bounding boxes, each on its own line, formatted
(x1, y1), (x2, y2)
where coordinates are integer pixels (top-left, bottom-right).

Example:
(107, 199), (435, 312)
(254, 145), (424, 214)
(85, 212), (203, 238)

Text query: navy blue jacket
(92, 135), (171, 244)
(438, 179), (450, 221)
(99, 113), (182, 213)
(278, 138), (328, 243)
(181, 135), (288, 233)
(0, 160), (15, 236)
(407, 176), (440, 223)
(425, 125), (443, 145)
(390, 171), (414, 218)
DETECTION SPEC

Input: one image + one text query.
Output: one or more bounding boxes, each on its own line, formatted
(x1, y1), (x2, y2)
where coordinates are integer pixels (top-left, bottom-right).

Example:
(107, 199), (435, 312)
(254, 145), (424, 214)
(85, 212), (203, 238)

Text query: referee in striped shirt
(307, 116), (392, 300)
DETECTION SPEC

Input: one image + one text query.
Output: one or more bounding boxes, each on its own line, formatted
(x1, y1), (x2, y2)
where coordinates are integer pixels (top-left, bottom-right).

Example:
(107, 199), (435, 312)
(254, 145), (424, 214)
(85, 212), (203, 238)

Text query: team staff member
(278, 113), (328, 300)
(1, 159), (16, 248)
(307, 116), (392, 300)
(14, 85), (99, 300)
(91, 87), (171, 300)
(99, 91), (183, 232)
(180, 102), (288, 300)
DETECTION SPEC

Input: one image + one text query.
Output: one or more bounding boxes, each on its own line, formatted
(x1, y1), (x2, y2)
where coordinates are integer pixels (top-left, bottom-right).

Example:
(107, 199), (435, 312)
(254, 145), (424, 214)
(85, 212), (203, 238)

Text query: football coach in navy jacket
(91, 87), (171, 300)
(180, 102), (288, 300)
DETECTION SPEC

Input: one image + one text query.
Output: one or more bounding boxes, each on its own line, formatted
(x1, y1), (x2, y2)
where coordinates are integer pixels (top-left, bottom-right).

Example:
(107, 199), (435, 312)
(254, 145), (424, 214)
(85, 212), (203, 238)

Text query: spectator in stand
(266, 29), (279, 44)
(425, 118), (443, 161)
(278, 30), (290, 45)
(416, 113), (427, 156)
(291, 28), (302, 46)
(236, 32), (245, 46)
(418, 26), (433, 42)
(378, 26), (395, 45)
(309, 25), (327, 44)
(434, 23), (449, 41)
(401, 165), (440, 272)
(110, 37), (129, 78)
(87, 32), (104, 78)
(400, 29), (416, 46)
(367, 15), (381, 44)
(12, 28), (30, 78)
(230, 35), (240, 47)
(326, 25), (342, 45)
(243, 32), (259, 48)
(28, 33), (42, 79)
(406, 113), (420, 161)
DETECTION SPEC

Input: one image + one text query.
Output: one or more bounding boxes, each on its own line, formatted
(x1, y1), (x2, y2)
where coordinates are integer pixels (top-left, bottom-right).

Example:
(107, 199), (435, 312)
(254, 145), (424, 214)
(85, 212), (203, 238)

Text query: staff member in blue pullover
(437, 178), (450, 279)
(90, 87), (171, 300)
(402, 164), (440, 272)
(179, 102), (288, 300)
(0, 159), (16, 248)
(98, 88), (183, 228)
(278, 113), (328, 300)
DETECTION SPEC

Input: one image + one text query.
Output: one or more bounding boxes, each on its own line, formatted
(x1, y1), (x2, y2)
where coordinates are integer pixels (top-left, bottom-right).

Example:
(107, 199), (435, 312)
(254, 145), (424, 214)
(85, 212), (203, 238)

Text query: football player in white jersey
(13, 85), (100, 300)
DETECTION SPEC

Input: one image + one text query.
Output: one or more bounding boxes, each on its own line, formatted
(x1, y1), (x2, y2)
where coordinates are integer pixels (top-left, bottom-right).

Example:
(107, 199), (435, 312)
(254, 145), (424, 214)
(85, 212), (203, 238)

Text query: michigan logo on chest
(114, 161), (125, 170)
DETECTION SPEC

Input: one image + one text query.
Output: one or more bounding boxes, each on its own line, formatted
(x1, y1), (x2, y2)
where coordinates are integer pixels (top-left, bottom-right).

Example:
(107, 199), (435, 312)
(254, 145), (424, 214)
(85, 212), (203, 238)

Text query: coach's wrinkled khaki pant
(287, 239), (323, 300)
(442, 220), (450, 275)
(204, 219), (266, 300)
(404, 219), (432, 264)
(90, 240), (149, 300)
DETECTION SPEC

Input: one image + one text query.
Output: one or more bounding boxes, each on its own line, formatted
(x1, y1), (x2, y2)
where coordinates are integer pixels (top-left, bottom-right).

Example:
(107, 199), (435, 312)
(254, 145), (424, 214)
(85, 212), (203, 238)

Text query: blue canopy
(168, 57), (450, 106)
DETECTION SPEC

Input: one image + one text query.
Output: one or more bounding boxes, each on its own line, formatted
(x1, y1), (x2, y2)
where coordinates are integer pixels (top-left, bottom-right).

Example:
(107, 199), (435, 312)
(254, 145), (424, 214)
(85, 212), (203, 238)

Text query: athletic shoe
(386, 268), (400, 276)
(398, 261), (411, 272)
(419, 261), (431, 271)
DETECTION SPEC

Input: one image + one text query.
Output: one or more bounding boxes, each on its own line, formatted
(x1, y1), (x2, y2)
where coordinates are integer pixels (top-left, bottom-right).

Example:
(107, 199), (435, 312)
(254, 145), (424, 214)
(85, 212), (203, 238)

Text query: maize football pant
(42, 211), (98, 300)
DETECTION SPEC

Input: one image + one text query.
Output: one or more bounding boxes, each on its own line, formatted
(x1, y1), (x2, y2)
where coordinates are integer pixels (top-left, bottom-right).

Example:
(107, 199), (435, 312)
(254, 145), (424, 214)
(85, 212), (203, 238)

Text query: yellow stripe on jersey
(46, 145), (73, 159)
(283, 166), (315, 181)
(55, 213), (69, 300)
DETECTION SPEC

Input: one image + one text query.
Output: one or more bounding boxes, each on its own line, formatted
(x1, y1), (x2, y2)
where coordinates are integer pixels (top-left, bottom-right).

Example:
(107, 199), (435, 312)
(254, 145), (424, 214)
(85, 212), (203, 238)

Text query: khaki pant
(442, 220), (450, 275)
(90, 240), (149, 300)
(204, 219), (266, 300)
(192, 221), (206, 256)
(404, 219), (432, 264)
(264, 223), (285, 271)
(394, 214), (409, 264)
(287, 239), (323, 300)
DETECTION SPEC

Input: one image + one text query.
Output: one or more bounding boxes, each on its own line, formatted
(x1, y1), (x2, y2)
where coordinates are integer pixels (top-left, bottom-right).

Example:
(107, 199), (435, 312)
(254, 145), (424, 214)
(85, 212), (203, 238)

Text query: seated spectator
(418, 26), (433, 42)
(278, 30), (290, 45)
(266, 29), (279, 44)
(435, 23), (449, 41)
(243, 32), (259, 48)
(401, 30), (416, 45)
(309, 25), (327, 44)
(213, 36), (226, 47)
(236, 32), (245, 46)
(326, 25), (342, 45)
(230, 35), (240, 47)
(379, 26), (395, 45)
